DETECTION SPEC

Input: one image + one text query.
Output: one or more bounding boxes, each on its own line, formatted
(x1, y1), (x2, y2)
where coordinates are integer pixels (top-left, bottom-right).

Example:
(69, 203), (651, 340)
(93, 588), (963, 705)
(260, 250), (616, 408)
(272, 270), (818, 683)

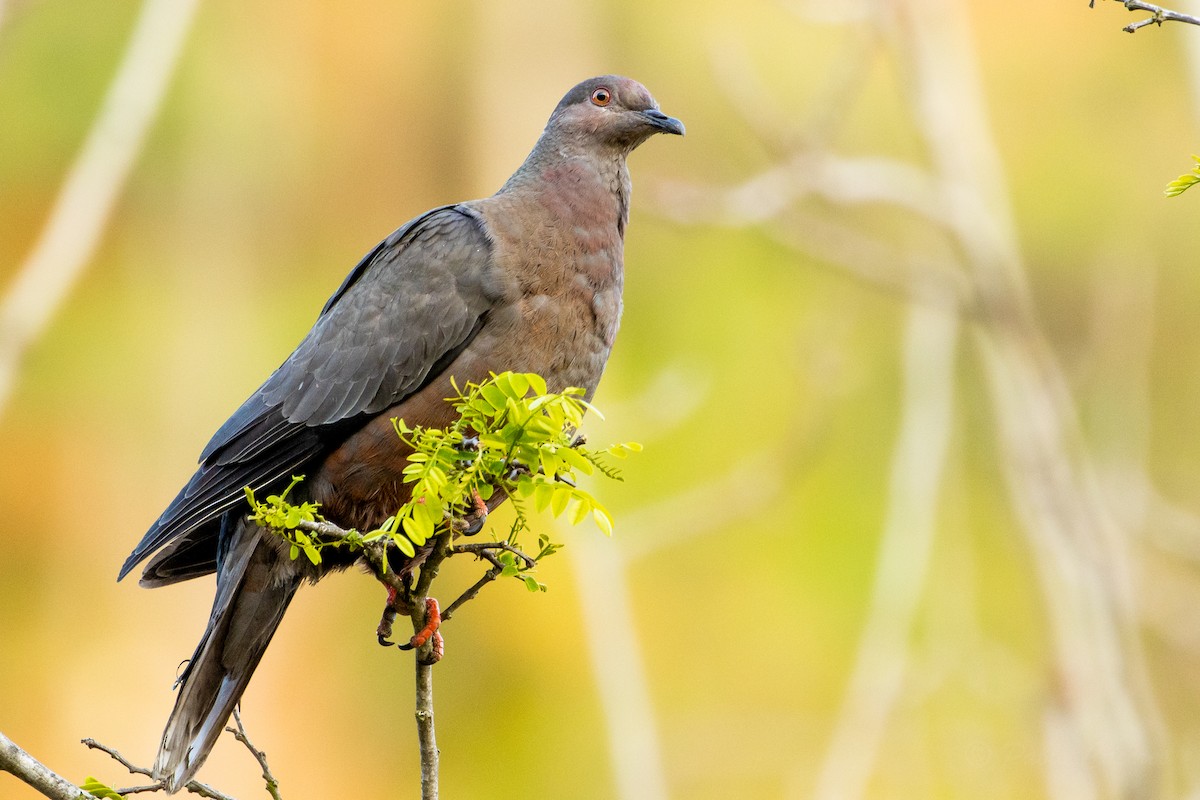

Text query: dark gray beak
(642, 108), (685, 136)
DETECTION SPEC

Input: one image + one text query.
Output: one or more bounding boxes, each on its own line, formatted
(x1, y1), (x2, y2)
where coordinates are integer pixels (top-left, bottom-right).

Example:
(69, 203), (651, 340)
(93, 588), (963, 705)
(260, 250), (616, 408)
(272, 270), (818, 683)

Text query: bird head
(547, 75), (685, 152)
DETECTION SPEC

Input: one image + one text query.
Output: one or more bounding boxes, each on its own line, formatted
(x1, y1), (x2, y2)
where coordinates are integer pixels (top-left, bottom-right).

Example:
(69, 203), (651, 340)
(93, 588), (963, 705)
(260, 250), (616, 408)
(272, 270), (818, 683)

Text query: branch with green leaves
(244, 371), (639, 800)
(244, 371), (639, 611)
(1166, 155), (1200, 197)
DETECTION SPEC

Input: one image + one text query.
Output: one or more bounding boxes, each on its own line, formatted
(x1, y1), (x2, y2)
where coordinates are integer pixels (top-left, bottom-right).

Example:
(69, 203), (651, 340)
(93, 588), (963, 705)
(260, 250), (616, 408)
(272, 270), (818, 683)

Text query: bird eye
(590, 87), (612, 107)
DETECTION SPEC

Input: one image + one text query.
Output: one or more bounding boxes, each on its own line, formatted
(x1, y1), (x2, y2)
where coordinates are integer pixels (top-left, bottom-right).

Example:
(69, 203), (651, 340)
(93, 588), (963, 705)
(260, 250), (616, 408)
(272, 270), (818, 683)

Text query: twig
(404, 535), (452, 800)
(1093, 0), (1200, 32)
(441, 566), (501, 622)
(0, 0), (199, 417)
(81, 738), (237, 800)
(0, 730), (90, 800)
(81, 738), (148, 778)
(225, 708), (282, 800)
(415, 660), (438, 800)
(450, 541), (537, 568)
(114, 785), (166, 796)
(285, 515), (542, 799)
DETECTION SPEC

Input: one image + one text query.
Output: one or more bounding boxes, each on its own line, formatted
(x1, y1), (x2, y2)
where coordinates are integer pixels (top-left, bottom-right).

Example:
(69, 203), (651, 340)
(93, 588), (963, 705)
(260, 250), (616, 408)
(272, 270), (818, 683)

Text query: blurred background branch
(0, 0), (197, 417)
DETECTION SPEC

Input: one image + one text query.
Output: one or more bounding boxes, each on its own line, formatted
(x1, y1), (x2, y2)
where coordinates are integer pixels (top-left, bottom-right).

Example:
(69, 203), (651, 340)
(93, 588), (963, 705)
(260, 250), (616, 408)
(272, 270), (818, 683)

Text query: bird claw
(456, 488), (489, 535)
(376, 585), (401, 646)
(397, 598), (443, 664)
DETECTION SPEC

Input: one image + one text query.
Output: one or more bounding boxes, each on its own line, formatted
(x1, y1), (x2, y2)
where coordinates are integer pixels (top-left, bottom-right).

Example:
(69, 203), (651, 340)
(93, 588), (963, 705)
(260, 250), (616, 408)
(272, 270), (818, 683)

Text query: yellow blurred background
(4, 0), (1200, 798)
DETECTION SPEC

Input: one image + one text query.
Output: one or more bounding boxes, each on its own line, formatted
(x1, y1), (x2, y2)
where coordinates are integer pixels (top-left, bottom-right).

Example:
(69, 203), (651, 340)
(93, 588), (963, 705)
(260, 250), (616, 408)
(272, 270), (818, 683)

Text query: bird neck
(498, 136), (632, 237)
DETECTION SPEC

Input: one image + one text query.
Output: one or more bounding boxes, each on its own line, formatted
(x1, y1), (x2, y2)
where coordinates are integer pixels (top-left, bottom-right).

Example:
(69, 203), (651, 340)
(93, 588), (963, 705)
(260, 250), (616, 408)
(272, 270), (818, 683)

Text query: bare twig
(415, 659), (438, 800)
(654, 0), (1167, 793)
(286, 510), (546, 799)
(81, 738), (237, 800)
(115, 785), (168, 796)
(1093, 0), (1200, 32)
(450, 541), (537, 568)
(0, 0), (199, 417)
(0, 730), (90, 800)
(225, 708), (282, 800)
(440, 539), (539, 624)
(81, 738), (149, 778)
(440, 566), (502, 622)
(895, 1), (1163, 795)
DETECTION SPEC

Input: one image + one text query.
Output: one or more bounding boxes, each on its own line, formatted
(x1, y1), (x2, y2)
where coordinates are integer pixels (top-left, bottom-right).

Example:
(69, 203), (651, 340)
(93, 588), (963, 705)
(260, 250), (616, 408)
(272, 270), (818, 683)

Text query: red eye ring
(590, 87), (612, 107)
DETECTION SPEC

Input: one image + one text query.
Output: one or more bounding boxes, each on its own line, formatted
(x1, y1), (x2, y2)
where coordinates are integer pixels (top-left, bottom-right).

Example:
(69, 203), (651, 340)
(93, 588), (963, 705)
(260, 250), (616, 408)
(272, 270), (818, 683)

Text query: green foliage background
(3, 2), (1200, 798)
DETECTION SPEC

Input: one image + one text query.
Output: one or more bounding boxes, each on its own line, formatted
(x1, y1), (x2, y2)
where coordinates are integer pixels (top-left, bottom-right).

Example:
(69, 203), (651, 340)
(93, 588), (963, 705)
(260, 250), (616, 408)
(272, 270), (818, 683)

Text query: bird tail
(153, 519), (301, 792)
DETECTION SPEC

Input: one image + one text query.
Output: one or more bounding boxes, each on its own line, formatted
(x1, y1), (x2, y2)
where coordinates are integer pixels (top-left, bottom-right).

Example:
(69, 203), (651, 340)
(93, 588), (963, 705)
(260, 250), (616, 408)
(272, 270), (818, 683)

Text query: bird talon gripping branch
(397, 598), (443, 663)
(377, 604), (398, 647)
(458, 487), (489, 535)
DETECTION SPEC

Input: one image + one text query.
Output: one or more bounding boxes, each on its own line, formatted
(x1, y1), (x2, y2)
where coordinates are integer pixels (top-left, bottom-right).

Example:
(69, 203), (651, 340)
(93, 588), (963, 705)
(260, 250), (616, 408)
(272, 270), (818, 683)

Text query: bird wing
(120, 204), (497, 582)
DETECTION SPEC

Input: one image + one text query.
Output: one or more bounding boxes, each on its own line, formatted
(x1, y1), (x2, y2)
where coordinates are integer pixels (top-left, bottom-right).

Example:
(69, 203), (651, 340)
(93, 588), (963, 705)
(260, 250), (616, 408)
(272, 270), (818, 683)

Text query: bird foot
(397, 597), (443, 664)
(376, 585), (401, 646)
(452, 488), (488, 535)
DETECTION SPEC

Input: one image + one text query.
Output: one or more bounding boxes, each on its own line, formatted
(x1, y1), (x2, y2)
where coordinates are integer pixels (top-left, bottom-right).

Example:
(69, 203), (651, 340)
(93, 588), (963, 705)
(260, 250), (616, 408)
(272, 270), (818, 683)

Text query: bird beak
(641, 108), (685, 136)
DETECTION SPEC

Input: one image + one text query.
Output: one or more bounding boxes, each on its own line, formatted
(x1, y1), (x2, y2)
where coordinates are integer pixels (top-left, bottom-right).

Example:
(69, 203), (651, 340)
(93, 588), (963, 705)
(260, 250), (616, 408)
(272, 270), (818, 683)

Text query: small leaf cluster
(503, 533), (564, 592)
(242, 372), (639, 582)
(244, 476), (332, 566)
(80, 776), (125, 799)
(374, 371), (640, 558)
(1165, 155), (1200, 197)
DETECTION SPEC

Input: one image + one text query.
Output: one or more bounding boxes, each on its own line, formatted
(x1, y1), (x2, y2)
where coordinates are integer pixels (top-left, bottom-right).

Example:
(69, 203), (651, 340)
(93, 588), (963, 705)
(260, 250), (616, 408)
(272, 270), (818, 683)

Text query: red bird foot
(454, 487), (489, 535)
(398, 597), (444, 664)
(376, 584), (402, 647)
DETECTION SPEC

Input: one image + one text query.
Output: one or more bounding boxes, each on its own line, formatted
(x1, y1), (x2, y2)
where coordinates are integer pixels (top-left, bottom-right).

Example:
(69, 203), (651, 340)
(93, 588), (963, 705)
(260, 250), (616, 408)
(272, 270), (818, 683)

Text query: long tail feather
(153, 520), (300, 792)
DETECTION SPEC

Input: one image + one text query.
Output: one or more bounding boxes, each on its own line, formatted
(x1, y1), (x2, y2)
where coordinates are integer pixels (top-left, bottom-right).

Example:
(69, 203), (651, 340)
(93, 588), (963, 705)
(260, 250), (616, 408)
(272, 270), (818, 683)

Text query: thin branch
(415, 661), (438, 800)
(81, 738), (150, 779)
(224, 708), (282, 800)
(439, 541), (539, 623)
(0, 0), (199, 417)
(0, 730), (90, 800)
(440, 566), (502, 622)
(1094, 0), (1200, 32)
(114, 785), (166, 796)
(895, 1), (1163, 795)
(283, 511), (547, 800)
(80, 738), (237, 800)
(450, 541), (537, 568)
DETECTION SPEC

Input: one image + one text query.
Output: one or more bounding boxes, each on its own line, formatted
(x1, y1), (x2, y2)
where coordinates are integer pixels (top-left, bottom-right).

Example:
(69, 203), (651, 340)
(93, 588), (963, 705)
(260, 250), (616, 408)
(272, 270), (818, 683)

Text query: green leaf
(480, 382), (508, 411)
(390, 531), (416, 558)
(569, 496), (590, 525)
(80, 777), (125, 800)
(523, 574), (544, 592)
(592, 506), (614, 536)
(558, 446), (594, 475)
(302, 541), (321, 565)
(1166, 172), (1200, 197)
(539, 448), (563, 479)
(402, 514), (428, 546)
(532, 481), (555, 513)
(1165, 156), (1200, 197)
(526, 372), (548, 395)
(550, 485), (571, 517)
